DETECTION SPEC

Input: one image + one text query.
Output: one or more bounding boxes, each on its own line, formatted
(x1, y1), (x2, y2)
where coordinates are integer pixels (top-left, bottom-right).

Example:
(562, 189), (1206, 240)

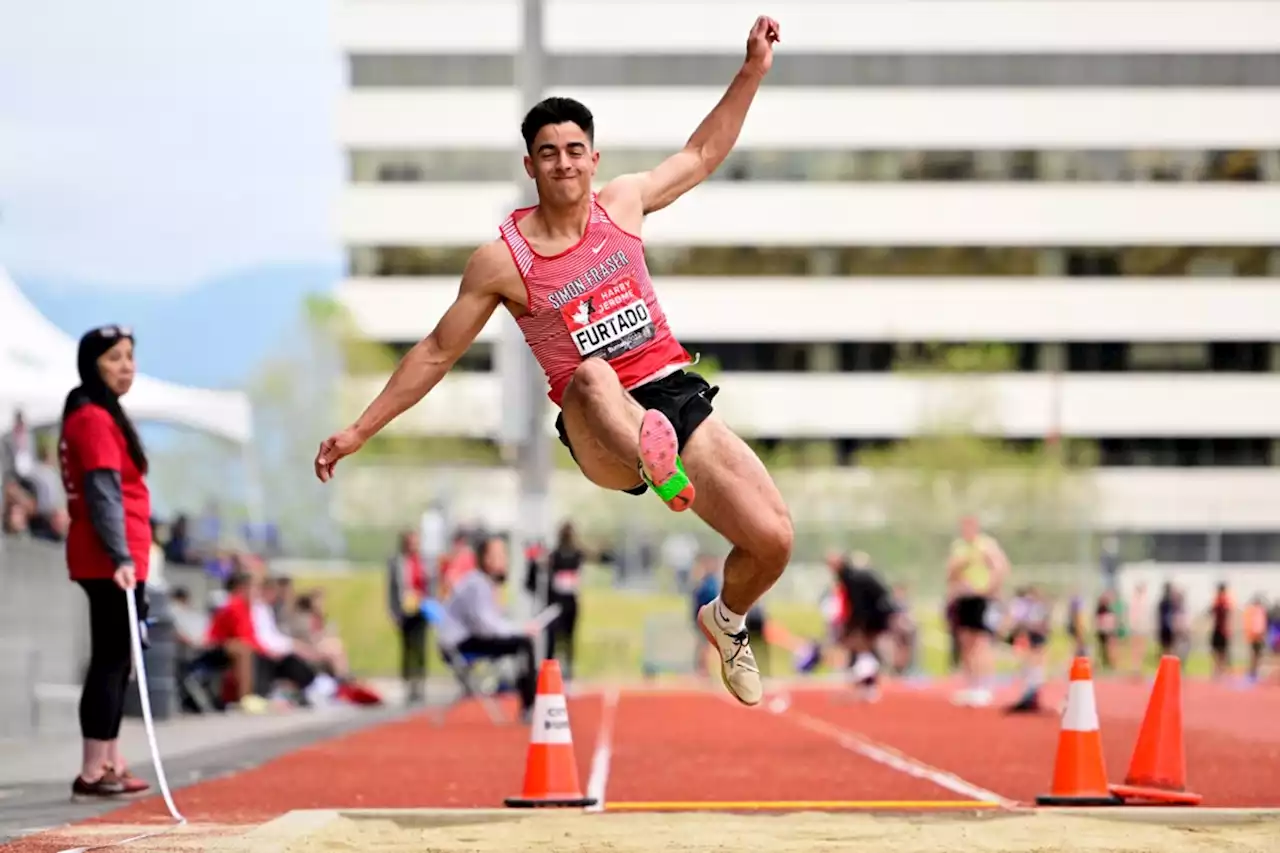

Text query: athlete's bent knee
(565, 358), (620, 403)
(751, 507), (794, 573)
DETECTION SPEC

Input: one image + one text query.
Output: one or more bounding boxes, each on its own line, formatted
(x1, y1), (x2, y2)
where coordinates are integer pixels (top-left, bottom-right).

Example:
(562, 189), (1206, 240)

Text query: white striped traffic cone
(1036, 657), (1122, 806)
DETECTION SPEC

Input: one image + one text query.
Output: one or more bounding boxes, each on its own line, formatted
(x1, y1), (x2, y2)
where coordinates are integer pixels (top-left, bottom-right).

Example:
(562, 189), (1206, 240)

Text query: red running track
(3, 677), (1277, 853)
(781, 677), (1280, 807)
(604, 690), (971, 804)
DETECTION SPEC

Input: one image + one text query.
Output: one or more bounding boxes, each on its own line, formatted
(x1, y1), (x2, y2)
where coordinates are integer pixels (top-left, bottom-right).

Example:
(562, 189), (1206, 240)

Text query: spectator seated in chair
(2, 447), (70, 543)
(251, 572), (337, 706)
(289, 590), (350, 681)
(169, 586), (210, 650)
(256, 572), (381, 705)
(440, 535), (542, 723)
(19, 444), (70, 542)
(287, 589), (381, 706)
(198, 571), (270, 713)
(198, 570), (326, 712)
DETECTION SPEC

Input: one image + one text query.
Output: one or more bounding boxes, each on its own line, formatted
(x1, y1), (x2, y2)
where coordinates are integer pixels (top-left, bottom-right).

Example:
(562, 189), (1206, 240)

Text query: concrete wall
(0, 537), (90, 740)
(0, 537), (218, 741)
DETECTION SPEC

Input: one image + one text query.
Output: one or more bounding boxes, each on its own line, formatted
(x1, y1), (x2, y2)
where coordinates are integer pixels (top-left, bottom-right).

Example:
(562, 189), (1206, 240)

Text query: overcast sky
(0, 0), (343, 290)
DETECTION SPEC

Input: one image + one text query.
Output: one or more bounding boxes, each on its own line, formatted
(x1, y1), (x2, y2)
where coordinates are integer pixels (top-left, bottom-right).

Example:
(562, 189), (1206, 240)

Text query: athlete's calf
(685, 416), (794, 705)
(686, 417), (793, 607)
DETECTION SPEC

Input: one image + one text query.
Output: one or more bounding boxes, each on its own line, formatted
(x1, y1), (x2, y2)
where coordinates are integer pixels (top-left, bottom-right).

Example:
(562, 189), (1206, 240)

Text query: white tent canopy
(0, 266), (254, 445)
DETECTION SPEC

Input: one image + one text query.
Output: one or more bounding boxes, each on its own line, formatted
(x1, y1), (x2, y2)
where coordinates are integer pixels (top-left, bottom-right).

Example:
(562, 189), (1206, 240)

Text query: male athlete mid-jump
(315, 16), (791, 707)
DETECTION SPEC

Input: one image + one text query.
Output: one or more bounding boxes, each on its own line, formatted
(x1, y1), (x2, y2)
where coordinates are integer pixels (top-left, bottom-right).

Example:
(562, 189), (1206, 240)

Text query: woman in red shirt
(59, 326), (154, 799)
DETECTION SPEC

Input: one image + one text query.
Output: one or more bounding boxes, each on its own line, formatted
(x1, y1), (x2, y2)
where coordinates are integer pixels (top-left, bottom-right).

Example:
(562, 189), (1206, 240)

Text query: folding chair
(177, 646), (224, 714)
(420, 599), (510, 726)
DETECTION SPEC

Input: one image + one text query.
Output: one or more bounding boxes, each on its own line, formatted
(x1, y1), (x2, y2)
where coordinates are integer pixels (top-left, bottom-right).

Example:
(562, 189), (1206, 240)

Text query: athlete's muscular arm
(313, 241), (508, 482)
(598, 16), (780, 226)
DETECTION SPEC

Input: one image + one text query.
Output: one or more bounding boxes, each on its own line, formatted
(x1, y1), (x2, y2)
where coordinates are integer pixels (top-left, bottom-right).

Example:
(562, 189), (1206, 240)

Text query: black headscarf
(61, 324), (149, 475)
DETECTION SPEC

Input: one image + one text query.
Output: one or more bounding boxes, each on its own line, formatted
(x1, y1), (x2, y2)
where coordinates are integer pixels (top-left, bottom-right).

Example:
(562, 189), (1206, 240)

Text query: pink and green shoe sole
(638, 409), (695, 512)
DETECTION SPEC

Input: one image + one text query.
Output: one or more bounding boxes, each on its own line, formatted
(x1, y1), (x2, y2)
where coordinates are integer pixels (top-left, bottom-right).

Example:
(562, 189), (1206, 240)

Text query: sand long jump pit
(184, 807), (1280, 853)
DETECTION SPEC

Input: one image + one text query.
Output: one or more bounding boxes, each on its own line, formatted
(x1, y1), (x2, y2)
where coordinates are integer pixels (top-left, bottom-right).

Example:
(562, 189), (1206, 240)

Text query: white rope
(58, 588), (187, 853)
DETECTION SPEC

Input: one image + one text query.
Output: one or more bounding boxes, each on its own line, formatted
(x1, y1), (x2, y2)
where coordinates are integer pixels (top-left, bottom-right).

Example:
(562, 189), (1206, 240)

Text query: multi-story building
(334, 0), (1280, 561)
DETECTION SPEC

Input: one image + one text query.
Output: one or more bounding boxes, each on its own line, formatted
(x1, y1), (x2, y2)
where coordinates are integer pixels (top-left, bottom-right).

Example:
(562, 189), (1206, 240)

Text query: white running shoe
(697, 603), (763, 706)
(951, 687), (993, 707)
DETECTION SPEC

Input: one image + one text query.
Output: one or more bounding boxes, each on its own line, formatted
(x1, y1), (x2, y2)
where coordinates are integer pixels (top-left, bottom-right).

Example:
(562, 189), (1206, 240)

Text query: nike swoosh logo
(590, 240), (607, 253)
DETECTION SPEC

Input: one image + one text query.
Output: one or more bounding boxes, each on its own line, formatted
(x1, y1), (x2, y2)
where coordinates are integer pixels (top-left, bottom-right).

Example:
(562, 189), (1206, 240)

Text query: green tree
(146, 431), (248, 531)
(145, 295), (352, 554)
(239, 294), (358, 557)
(852, 343), (1097, 592)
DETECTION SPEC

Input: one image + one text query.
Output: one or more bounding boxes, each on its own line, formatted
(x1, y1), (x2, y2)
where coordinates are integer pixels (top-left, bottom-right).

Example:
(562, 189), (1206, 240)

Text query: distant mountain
(12, 262), (340, 390)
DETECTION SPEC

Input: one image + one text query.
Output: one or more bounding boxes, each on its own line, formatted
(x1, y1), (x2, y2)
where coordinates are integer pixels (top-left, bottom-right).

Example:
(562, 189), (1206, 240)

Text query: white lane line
(584, 689), (620, 813)
(783, 708), (1019, 808)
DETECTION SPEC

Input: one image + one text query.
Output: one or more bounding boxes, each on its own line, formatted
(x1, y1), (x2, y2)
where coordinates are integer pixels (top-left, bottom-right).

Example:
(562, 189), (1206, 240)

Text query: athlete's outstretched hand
(744, 15), (781, 76)
(314, 426), (365, 483)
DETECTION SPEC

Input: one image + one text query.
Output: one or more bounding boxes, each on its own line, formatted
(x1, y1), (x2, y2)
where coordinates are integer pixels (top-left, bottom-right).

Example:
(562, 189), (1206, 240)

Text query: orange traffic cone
(504, 659), (597, 808)
(1036, 657), (1122, 806)
(1109, 655), (1202, 805)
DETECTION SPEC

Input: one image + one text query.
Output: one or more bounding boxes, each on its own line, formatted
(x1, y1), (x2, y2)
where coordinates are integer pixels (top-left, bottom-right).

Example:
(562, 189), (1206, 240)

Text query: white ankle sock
(712, 598), (747, 633)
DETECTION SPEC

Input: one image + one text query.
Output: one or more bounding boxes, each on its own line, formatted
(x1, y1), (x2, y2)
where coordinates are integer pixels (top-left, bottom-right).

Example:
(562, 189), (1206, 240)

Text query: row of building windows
(357, 432), (1280, 469)
(1127, 531), (1280, 564)
(705, 341), (1280, 374)
(370, 341), (1280, 375)
(349, 246), (1280, 278)
(715, 437), (1280, 469)
(350, 53), (1280, 88)
(353, 149), (1279, 184)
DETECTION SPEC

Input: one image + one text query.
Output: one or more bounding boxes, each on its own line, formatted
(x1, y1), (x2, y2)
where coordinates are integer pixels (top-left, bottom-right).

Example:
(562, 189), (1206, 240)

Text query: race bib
(401, 592), (421, 616)
(560, 276), (655, 360)
(553, 570), (579, 595)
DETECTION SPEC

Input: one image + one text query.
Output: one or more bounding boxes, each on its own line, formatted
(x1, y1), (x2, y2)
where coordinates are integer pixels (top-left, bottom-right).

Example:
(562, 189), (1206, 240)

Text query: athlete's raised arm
(599, 16), (779, 226)
(314, 241), (510, 482)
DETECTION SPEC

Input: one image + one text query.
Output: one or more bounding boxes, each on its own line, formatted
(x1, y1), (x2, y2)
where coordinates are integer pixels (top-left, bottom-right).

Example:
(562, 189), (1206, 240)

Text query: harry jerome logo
(571, 297), (594, 326)
(565, 278), (654, 359)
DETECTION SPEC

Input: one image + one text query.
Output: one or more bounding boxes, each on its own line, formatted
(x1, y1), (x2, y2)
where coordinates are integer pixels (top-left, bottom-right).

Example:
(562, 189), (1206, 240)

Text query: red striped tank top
(499, 194), (693, 407)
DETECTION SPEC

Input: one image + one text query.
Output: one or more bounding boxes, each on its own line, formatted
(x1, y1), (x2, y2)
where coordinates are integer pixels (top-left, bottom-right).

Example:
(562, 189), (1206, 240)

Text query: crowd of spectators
(2, 412), (70, 541)
(170, 554), (381, 714)
(2, 408), (381, 717)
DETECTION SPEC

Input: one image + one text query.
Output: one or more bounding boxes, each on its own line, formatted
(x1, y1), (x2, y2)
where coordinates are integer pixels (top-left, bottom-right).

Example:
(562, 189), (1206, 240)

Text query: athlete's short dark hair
(521, 97), (594, 152)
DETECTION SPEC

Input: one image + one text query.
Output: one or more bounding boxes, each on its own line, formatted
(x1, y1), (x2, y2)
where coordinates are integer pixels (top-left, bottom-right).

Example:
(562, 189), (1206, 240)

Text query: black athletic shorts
(842, 572), (895, 638)
(555, 367), (719, 496)
(954, 595), (992, 633)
